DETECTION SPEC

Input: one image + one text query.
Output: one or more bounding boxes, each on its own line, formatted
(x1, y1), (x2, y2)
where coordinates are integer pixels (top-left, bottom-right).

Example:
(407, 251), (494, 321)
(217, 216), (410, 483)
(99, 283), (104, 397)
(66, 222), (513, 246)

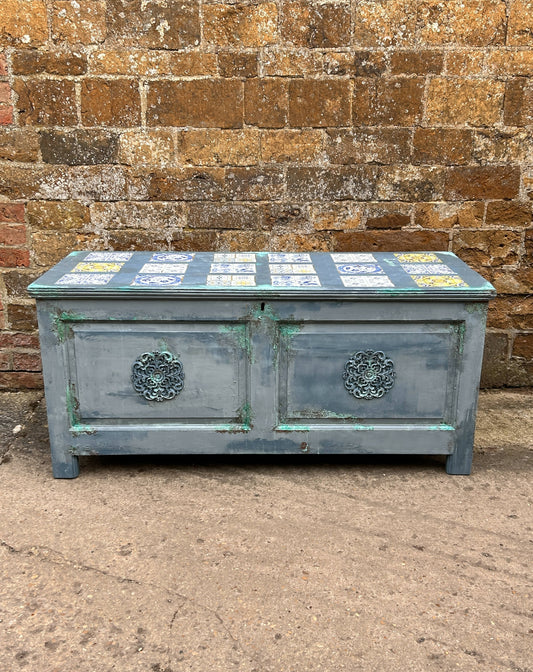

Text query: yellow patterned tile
(73, 262), (124, 273)
(395, 253), (440, 263)
(411, 275), (468, 288)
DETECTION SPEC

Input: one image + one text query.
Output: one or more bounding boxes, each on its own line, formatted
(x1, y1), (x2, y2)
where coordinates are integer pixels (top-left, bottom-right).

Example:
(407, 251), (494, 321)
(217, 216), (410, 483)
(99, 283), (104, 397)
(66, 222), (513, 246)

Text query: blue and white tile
(207, 274), (256, 286)
(139, 263), (189, 274)
(269, 264), (316, 275)
(341, 276), (394, 288)
(56, 273), (115, 286)
(149, 252), (195, 262)
(268, 253), (312, 263)
(213, 253), (256, 262)
(210, 263), (256, 274)
(271, 275), (321, 287)
(331, 253), (376, 263)
(131, 274), (184, 287)
(335, 263), (384, 275)
(84, 252), (133, 262)
(400, 263), (454, 275)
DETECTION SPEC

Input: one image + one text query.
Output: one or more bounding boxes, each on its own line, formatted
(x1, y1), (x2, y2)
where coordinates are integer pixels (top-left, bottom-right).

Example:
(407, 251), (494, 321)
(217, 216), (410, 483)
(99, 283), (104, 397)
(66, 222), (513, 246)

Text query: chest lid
(28, 251), (495, 300)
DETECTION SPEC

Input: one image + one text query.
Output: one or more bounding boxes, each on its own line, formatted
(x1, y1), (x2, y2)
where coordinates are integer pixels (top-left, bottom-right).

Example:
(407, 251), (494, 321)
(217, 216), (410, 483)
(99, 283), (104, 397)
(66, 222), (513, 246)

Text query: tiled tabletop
(28, 251), (496, 299)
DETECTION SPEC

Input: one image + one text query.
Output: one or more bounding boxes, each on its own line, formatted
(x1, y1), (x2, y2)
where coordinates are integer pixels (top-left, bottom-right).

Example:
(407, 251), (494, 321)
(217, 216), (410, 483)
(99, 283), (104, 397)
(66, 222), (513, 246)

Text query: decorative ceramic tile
(394, 253), (441, 263)
(149, 253), (195, 262)
(73, 262), (124, 273)
(207, 274), (256, 286)
(269, 264), (316, 274)
(210, 263), (256, 274)
(401, 263), (454, 275)
(131, 274), (184, 287)
(213, 253), (256, 262)
(56, 273), (115, 286)
(271, 275), (321, 287)
(331, 253), (376, 263)
(411, 275), (468, 288)
(341, 276), (394, 288)
(335, 263), (384, 275)
(139, 263), (189, 274)
(84, 252), (133, 262)
(268, 253), (312, 263)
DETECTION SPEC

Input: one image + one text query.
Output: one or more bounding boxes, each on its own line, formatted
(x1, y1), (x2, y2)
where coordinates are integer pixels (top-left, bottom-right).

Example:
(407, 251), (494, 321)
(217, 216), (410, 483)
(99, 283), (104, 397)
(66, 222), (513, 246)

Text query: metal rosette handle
(132, 351), (184, 402)
(343, 350), (395, 400)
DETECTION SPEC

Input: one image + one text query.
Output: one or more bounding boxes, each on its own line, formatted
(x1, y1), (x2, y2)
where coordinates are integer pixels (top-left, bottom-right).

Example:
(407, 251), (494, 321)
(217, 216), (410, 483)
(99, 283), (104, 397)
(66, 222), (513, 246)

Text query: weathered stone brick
(3, 271), (40, 297)
(106, 0), (200, 49)
(0, 352), (11, 371)
(204, 2), (278, 47)
(0, 53), (7, 76)
(418, 0), (506, 46)
(7, 303), (37, 331)
(326, 129), (411, 165)
(289, 79), (350, 127)
(332, 230), (449, 252)
(323, 51), (386, 77)
(426, 78), (505, 127)
(187, 202), (263, 230)
(262, 203), (310, 232)
(0, 224), (26, 246)
(89, 50), (217, 77)
(413, 129), (473, 165)
(390, 50), (443, 74)
(287, 166), (379, 201)
(12, 49), (87, 75)
(445, 167), (520, 200)
(81, 79), (141, 127)
(473, 129), (533, 165)
(480, 331), (510, 387)
(225, 167), (285, 201)
(105, 229), (173, 251)
(216, 229), (271, 250)
(414, 202), (485, 229)
(513, 333), (533, 359)
(0, 82), (11, 103)
(91, 201), (186, 230)
(218, 52), (258, 78)
(0, 203), (25, 222)
(0, 105), (14, 125)
(0, 332), (40, 348)
(492, 267), (533, 294)
(14, 80), (77, 126)
(353, 77), (424, 125)
(245, 79), (288, 128)
(118, 130), (175, 167)
(486, 201), (531, 227)
(507, 1), (533, 46)
(180, 129), (260, 166)
(12, 351), (42, 371)
(52, 1), (106, 44)
(365, 203), (412, 229)
(0, 372), (43, 390)
(310, 203), (362, 231)
(147, 80), (243, 128)
(486, 49), (533, 76)
(40, 129), (120, 165)
(0, 248), (29, 267)
(0, 0), (48, 46)
(445, 50), (485, 76)
(452, 230), (522, 267)
(27, 201), (90, 230)
(261, 49), (322, 77)
(503, 79), (533, 126)
(281, 2), (350, 48)
(171, 229), (218, 251)
(353, 0), (417, 47)
(376, 167), (446, 202)
(261, 130), (323, 163)
(148, 168), (225, 201)
(31, 230), (79, 266)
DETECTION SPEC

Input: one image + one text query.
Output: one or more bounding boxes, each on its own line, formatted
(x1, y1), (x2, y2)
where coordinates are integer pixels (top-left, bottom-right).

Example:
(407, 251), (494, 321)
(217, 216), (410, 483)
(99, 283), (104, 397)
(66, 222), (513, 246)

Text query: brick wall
(0, 0), (532, 390)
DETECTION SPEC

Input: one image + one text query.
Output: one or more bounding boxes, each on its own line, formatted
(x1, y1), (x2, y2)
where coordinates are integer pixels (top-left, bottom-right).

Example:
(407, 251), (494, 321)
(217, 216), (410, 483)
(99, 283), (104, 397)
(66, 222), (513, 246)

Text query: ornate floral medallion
(343, 350), (395, 400)
(132, 351), (184, 402)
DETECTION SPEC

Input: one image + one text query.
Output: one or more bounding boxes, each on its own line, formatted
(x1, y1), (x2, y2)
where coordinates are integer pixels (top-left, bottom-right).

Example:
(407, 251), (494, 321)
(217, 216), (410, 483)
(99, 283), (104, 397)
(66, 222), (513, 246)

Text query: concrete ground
(0, 391), (531, 672)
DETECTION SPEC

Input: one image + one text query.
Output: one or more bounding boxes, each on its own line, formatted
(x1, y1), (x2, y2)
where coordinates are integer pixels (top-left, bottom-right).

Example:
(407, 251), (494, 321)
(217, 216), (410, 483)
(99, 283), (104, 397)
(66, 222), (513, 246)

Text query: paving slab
(0, 390), (531, 672)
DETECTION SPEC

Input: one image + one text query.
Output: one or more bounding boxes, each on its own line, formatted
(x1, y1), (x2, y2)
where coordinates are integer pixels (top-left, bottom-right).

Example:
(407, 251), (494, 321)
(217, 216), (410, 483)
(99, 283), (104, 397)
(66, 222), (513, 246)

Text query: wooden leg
(51, 448), (80, 478)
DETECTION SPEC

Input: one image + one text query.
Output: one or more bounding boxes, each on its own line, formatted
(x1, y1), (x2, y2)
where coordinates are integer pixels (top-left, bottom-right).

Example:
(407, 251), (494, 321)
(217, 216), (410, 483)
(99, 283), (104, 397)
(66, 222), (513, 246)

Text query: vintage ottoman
(28, 251), (495, 478)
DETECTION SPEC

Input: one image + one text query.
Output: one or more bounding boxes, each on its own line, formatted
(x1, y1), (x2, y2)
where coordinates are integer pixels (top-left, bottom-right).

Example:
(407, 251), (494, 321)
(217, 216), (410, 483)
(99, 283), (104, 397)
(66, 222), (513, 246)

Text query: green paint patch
(65, 382), (80, 426)
(219, 324), (252, 361)
(51, 310), (86, 343)
(276, 424), (311, 432)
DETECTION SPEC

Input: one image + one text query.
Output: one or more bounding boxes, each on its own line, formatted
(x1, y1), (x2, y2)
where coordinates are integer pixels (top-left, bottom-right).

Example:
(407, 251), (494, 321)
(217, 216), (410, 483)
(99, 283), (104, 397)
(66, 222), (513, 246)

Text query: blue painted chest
(28, 251), (495, 478)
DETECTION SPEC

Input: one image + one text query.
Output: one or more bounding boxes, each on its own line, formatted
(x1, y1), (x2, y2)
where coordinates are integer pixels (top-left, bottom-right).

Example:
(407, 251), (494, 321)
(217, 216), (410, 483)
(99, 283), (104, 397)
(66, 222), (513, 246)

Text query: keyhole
(261, 302), (265, 311)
